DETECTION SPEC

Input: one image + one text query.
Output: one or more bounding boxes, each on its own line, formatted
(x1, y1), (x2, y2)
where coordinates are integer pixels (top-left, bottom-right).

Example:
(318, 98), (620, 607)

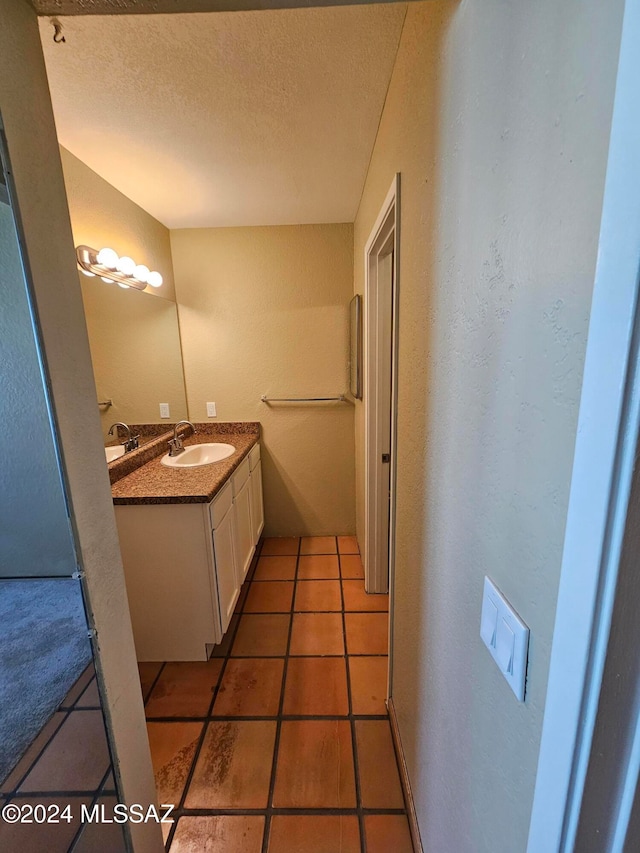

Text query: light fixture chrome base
(76, 245), (147, 290)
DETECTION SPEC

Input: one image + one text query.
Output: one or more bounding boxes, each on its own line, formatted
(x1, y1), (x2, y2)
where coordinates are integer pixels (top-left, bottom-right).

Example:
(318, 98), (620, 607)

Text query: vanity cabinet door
(234, 477), (254, 583)
(212, 504), (239, 634)
(250, 459), (264, 545)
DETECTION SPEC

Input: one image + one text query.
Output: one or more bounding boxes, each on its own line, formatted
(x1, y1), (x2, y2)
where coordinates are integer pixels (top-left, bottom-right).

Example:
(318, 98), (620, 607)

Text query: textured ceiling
(39, 6), (406, 227)
(32, 0), (408, 15)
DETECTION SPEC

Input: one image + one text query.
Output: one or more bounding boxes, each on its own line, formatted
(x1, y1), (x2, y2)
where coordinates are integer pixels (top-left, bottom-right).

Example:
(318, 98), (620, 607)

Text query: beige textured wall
(61, 148), (187, 435)
(354, 2), (623, 851)
(0, 4), (161, 849)
(171, 224), (355, 536)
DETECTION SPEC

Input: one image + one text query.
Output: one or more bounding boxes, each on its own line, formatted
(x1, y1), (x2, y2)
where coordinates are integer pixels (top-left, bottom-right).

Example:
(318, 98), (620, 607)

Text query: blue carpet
(0, 579), (93, 783)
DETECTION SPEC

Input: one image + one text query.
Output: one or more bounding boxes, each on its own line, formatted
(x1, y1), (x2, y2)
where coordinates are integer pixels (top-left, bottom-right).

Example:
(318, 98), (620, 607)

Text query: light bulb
(118, 282), (130, 289)
(117, 256), (135, 276)
(97, 247), (118, 269)
(133, 264), (150, 283)
(101, 276), (114, 283)
(147, 270), (163, 288)
(80, 269), (96, 277)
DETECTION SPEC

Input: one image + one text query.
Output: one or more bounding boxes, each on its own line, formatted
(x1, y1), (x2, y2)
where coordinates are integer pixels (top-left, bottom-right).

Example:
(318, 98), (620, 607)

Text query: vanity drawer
(248, 442), (261, 471)
(232, 456), (250, 496)
(209, 479), (233, 529)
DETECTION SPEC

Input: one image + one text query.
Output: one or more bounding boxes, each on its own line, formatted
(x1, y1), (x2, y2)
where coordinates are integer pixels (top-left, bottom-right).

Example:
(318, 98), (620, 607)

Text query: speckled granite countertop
(110, 422), (260, 505)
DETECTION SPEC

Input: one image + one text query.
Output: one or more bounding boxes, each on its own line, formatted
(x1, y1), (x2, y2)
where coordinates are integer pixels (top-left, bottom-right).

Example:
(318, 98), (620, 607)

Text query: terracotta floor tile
(261, 537), (299, 556)
(300, 536), (337, 555)
(355, 720), (404, 809)
(170, 815), (264, 853)
(294, 580), (342, 612)
(340, 554), (365, 579)
(185, 721), (276, 808)
(253, 556), (297, 581)
(19, 710), (110, 793)
(364, 815), (414, 853)
(244, 581), (294, 613)
(349, 657), (388, 715)
(345, 613), (388, 655)
(213, 659), (284, 716)
(145, 661), (224, 718)
(74, 796), (127, 852)
(337, 535), (360, 555)
(297, 554), (340, 579)
(210, 614), (239, 657)
(289, 613), (344, 656)
(273, 720), (356, 808)
(146, 721), (203, 804)
(1, 712), (65, 794)
(76, 678), (102, 708)
(138, 662), (163, 700)
(0, 796), (91, 853)
(283, 657), (348, 715)
(267, 815), (360, 853)
(232, 614), (290, 656)
(342, 580), (389, 612)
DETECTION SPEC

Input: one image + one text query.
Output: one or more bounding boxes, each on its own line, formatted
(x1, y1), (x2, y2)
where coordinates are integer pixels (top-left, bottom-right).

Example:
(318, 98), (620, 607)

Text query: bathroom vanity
(110, 424), (263, 660)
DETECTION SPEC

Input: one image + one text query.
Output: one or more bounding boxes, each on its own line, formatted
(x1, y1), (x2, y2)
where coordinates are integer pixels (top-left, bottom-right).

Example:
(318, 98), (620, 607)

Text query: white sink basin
(161, 442), (236, 468)
(105, 445), (126, 463)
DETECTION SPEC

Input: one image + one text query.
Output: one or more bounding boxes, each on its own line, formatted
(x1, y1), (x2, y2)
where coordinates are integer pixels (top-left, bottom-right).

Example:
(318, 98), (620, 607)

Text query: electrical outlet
(159, 403), (170, 418)
(206, 402), (217, 417)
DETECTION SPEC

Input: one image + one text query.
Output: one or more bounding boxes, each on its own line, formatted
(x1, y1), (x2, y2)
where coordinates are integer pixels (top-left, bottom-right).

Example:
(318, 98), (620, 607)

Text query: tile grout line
(260, 536), (301, 853)
(338, 539), (368, 853)
(144, 662), (167, 706)
(162, 542), (262, 852)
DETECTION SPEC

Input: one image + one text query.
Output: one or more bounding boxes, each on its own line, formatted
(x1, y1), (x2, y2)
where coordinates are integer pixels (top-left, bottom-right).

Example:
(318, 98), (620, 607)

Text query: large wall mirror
(80, 276), (188, 439)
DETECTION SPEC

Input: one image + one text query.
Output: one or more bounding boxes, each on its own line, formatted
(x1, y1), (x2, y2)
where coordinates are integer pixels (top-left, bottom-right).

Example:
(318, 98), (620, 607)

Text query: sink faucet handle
(124, 434), (140, 452)
(167, 436), (185, 457)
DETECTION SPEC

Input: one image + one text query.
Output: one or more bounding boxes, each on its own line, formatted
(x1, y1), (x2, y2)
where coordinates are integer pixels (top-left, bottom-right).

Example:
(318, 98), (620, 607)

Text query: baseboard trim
(388, 696), (424, 853)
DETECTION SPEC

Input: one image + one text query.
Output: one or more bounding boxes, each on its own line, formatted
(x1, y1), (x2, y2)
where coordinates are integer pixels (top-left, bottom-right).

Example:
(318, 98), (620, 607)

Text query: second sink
(161, 442), (236, 468)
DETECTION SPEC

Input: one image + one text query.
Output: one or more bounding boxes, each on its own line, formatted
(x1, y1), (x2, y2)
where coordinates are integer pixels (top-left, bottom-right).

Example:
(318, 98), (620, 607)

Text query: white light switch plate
(480, 576), (529, 701)
(159, 403), (170, 418)
(206, 402), (217, 417)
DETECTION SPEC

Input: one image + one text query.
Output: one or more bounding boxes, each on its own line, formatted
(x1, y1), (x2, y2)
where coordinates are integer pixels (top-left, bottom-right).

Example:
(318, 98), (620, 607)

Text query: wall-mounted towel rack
(98, 399), (113, 408)
(261, 394), (346, 403)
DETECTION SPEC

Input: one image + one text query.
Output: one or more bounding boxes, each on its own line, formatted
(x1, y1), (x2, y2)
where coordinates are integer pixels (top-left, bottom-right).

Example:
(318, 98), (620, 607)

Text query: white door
(375, 248), (394, 592)
(234, 478), (254, 582)
(212, 505), (238, 634)
(250, 459), (265, 545)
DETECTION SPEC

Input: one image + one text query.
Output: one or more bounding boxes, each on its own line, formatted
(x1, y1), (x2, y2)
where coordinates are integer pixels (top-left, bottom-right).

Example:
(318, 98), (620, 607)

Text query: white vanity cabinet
(114, 442), (263, 661)
(232, 457), (254, 583)
(249, 443), (264, 544)
(210, 479), (238, 634)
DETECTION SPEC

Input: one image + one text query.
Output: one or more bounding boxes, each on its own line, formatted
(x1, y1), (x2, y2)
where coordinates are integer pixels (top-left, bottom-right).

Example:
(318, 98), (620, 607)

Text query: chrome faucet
(168, 420), (196, 457)
(108, 422), (139, 453)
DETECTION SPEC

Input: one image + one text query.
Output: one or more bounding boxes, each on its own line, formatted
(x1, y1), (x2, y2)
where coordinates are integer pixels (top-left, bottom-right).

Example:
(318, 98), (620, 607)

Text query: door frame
(363, 174), (400, 609)
(528, 1), (640, 848)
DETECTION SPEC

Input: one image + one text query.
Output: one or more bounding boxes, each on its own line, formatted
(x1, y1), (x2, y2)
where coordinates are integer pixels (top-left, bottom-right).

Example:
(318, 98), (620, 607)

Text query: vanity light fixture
(76, 245), (163, 291)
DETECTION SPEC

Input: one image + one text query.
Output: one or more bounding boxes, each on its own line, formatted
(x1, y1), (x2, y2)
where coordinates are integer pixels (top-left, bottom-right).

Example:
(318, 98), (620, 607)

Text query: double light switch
(480, 576), (529, 702)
